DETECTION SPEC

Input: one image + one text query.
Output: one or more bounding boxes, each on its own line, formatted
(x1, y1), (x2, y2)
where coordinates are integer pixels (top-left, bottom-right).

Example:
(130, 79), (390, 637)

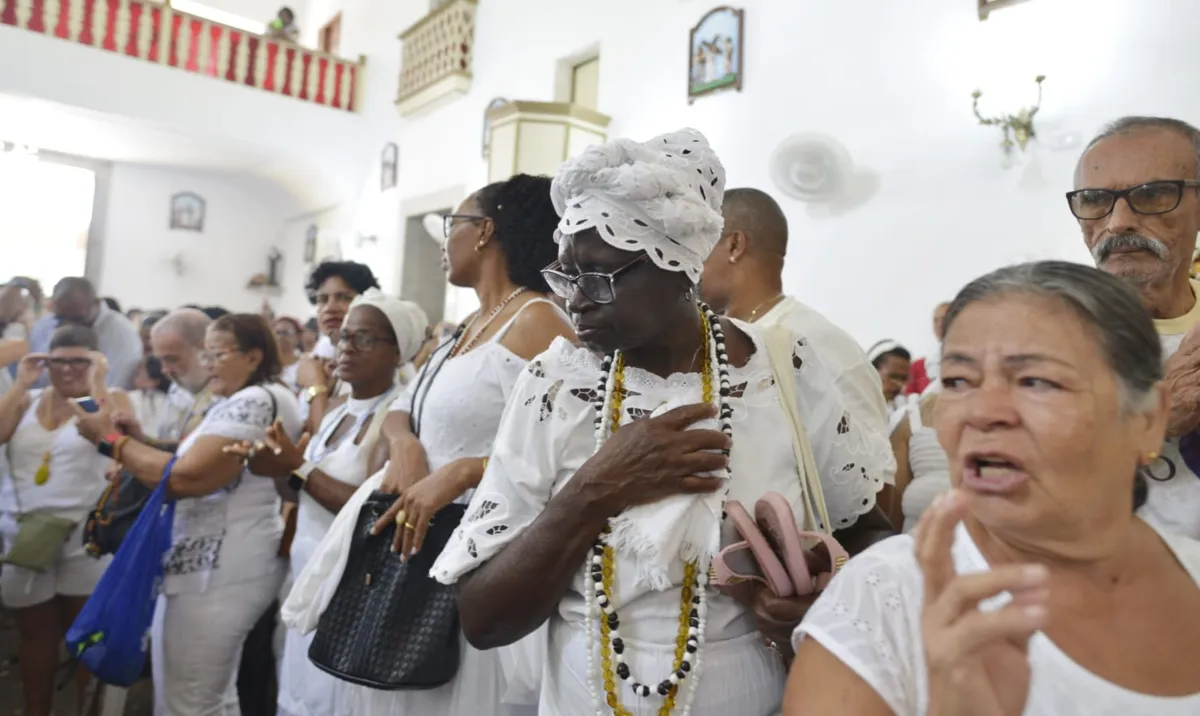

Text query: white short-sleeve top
(793, 521), (1200, 715)
(164, 382), (302, 594)
(432, 324), (895, 646)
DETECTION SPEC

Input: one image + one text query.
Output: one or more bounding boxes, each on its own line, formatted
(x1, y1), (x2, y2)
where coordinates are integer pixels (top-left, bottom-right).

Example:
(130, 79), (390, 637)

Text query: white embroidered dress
(431, 324), (895, 716)
(794, 522), (1200, 715)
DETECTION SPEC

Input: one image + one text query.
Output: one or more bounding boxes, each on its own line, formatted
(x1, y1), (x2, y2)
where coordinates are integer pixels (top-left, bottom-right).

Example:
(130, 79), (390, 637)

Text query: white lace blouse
(794, 522), (1200, 715)
(432, 324), (895, 642)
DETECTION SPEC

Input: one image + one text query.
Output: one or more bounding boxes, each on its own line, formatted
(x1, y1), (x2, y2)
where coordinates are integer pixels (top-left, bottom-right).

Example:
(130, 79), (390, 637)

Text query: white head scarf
(550, 128), (727, 283)
(347, 289), (429, 363)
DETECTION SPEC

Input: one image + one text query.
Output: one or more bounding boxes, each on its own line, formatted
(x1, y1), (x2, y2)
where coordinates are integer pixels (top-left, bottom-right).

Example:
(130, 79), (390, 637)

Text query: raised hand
(918, 491), (1046, 716)
(15, 353), (47, 389)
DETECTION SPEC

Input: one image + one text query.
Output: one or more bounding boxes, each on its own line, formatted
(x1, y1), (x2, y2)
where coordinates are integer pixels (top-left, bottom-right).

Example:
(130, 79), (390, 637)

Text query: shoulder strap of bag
(762, 325), (833, 535)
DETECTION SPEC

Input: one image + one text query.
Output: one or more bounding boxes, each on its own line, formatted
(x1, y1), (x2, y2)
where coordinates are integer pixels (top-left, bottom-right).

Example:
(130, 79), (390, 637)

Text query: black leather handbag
(308, 492), (466, 690)
(82, 471), (153, 557)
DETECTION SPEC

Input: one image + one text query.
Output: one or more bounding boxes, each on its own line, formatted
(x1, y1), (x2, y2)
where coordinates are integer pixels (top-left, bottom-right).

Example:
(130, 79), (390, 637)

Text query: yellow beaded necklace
(595, 316), (714, 716)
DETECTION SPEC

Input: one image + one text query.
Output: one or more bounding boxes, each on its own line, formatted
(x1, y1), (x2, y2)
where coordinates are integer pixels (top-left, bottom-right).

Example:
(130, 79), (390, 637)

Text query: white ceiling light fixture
(768, 133), (853, 203)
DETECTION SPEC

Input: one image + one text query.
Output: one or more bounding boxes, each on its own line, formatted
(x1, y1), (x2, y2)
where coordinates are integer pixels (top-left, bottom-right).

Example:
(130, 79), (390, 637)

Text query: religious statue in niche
(381, 142), (399, 191)
(169, 191), (205, 232)
(688, 6), (744, 104)
(246, 248), (284, 289)
(304, 224), (318, 263)
(978, 0), (1031, 20)
(482, 97), (510, 159)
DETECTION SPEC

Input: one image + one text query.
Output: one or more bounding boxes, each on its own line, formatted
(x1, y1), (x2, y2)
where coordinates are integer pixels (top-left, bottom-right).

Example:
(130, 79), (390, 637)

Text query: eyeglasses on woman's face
(1066, 180), (1200, 220)
(541, 254), (649, 305)
(47, 356), (92, 371)
(199, 349), (242, 367)
(442, 213), (489, 240)
(336, 330), (396, 352)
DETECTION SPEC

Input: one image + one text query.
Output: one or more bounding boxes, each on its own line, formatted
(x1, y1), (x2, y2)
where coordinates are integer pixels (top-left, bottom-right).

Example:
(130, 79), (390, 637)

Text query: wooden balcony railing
(1, 0), (364, 112)
(395, 0), (475, 116)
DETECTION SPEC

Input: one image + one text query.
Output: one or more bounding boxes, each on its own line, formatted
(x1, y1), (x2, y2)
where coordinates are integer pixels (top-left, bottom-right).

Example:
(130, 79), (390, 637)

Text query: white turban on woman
(347, 288), (429, 363)
(550, 128), (727, 284)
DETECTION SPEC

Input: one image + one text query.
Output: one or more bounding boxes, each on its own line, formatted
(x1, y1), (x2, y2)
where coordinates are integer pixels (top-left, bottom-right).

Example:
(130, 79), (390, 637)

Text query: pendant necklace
(746, 294), (785, 323)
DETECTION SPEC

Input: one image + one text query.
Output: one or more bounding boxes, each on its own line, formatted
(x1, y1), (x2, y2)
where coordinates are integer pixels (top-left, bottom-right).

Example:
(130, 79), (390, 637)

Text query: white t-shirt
(1142, 279), (1200, 540)
(794, 522), (1200, 715)
(163, 382), (301, 594)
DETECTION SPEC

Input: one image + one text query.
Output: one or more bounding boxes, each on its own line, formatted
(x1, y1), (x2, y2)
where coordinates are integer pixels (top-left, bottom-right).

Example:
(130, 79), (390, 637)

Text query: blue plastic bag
(66, 458), (176, 686)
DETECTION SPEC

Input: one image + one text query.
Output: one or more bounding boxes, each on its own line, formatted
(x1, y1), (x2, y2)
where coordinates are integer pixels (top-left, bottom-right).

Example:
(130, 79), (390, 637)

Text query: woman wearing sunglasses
(0, 325), (132, 716)
(349, 173), (573, 715)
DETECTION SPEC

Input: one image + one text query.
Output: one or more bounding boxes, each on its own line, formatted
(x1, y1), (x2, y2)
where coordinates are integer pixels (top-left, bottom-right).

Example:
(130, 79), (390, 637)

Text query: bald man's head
(700, 188), (789, 314)
(721, 188), (789, 258)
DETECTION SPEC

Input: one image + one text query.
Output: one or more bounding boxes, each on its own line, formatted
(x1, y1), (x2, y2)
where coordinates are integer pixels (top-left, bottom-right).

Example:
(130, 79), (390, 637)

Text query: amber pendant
(34, 453), (50, 486)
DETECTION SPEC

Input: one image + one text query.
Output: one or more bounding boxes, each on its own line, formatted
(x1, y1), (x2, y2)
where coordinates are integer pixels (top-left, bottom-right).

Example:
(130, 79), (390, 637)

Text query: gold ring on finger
(404, 522), (417, 530)
(394, 509), (407, 526)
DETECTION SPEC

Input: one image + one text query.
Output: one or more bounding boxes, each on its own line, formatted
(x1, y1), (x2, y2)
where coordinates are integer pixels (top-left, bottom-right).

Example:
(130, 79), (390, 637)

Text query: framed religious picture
(978, 0), (1031, 19)
(169, 192), (205, 232)
(304, 224), (318, 263)
(688, 6), (744, 104)
(381, 142), (399, 191)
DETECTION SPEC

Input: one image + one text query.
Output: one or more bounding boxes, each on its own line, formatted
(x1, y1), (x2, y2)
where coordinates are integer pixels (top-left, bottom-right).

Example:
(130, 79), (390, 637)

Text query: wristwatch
(97, 432), (124, 459)
(304, 385), (329, 404)
(288, 461), (316, 492)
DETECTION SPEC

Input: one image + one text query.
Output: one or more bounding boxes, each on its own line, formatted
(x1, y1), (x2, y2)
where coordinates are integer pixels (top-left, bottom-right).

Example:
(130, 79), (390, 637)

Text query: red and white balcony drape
(0, 0), (362, 112)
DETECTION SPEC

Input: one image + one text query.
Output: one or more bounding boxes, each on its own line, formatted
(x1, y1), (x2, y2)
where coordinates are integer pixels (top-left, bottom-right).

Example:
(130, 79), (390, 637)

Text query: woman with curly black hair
(299, 261), (382, 429)
(314, 174), (573, 716)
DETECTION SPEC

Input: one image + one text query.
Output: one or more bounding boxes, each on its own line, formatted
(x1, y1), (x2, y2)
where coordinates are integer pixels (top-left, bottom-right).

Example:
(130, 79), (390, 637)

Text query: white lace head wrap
(347, 288), (429, 363)
(550, 128), (726, 283)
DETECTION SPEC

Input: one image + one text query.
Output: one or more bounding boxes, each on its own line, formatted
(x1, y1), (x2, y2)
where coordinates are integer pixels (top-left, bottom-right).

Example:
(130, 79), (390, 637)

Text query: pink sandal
(711, 501), (794, 604)
(755, 492), (848, 595)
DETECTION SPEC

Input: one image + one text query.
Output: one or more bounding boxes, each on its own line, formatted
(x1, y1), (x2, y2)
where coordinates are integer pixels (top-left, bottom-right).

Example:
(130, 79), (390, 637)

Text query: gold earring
(728, 257), (736, 264)
(475, 240), (485, 253)
(1146, 451), (1160, 464)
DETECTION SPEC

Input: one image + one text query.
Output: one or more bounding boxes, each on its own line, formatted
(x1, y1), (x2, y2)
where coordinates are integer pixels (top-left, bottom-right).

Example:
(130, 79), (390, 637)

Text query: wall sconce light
(971, 75), (1045, 155)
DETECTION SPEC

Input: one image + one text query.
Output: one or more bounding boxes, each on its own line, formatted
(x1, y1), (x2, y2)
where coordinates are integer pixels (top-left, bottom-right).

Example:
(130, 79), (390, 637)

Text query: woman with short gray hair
(785, 261), (1200, 715)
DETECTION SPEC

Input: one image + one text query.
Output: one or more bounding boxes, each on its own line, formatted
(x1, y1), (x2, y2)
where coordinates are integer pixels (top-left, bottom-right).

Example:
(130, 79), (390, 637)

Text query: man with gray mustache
(1072, 115), (1200, 539)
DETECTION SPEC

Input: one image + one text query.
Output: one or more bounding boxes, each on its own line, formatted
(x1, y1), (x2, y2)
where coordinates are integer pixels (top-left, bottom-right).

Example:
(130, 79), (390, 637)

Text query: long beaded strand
(584, 304), (734, 716)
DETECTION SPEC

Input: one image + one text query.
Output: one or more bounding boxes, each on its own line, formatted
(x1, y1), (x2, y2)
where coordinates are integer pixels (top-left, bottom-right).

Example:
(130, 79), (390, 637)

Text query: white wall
(345, 0), (1200, 355)
(96, 163), (310, 316)
(0, 22), (367, 211)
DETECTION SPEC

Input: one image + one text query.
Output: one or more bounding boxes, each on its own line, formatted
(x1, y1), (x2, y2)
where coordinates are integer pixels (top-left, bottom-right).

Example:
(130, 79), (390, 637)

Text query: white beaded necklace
(583, 303), (735, 716)
(450, 286), (527, 357)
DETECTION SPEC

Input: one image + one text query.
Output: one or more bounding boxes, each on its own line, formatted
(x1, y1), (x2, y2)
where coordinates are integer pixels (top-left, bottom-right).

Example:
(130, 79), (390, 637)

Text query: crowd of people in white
(1, 115), (1200, 716)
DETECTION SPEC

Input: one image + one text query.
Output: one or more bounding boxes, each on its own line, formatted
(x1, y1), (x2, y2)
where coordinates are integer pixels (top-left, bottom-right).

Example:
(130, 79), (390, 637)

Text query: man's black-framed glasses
(541, 254), (648, 305)
(442, 213), (488, 239)
(1066, 180), (1200, 220)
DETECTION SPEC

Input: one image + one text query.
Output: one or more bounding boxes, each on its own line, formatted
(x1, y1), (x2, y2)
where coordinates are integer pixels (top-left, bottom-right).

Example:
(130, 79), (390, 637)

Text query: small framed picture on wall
(688, 6), (744, 104)
(169, 192), (205, 232)
(381, 143), (399, 191)
(304, 224), (318, 263)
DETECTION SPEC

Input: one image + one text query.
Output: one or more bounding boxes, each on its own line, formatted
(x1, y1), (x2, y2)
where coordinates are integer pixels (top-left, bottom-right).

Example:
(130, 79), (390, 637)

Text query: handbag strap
(762, 325), (833, 535)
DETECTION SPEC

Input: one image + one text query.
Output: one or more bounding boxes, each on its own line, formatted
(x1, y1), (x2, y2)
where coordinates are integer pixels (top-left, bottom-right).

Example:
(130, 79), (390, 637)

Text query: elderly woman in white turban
(431, 128), (896, 715)
(229, 288), (428, 716)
